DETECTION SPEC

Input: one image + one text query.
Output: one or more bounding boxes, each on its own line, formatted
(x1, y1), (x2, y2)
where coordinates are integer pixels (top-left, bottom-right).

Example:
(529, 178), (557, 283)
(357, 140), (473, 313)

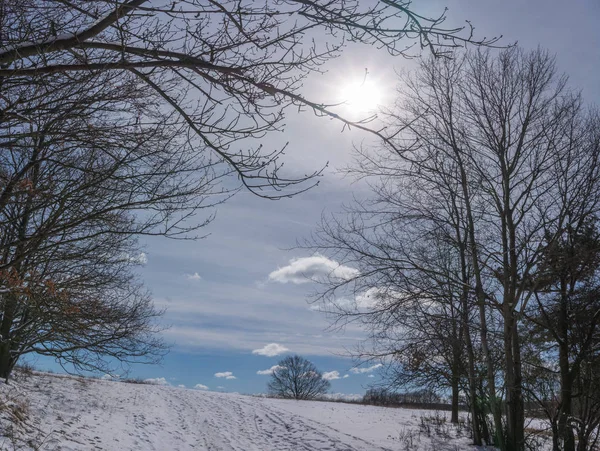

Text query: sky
(32, 0), (600, 396)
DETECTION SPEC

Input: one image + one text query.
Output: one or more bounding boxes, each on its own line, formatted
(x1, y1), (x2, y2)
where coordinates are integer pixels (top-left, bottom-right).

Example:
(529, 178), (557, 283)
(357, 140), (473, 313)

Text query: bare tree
(377, 47), (599, 451)
(306, 47), (599, 451)
(267, 355), (330, 400)
(0, 69), (229, 378)
(305, 160), (497, 441)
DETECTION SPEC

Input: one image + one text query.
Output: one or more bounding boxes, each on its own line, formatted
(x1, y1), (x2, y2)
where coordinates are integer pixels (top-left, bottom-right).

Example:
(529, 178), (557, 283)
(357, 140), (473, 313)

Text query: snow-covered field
(1, 372), (502, 450)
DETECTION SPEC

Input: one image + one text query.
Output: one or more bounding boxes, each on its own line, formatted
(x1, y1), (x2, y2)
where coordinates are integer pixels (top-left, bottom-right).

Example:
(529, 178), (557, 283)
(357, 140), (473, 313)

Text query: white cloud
(194, 384), (209, 390)
(252, 343), (289, 357)
(355, 288), (384, 309)
(122, 252), (148, 265)
(368, 374), (375, 378)
(268, 254), (359, 284)
(355, 287), (405, 309)
(162, 317), (365, 357)
(143, 377), (169, 385)
(302, 371), (319, 378)
(350, 364), (382, 374)
(343, 374), (350, 379)
(214, 371), (236, 380)
(217, 386), (224, 390)
(177, 384), (186, 388)
(186, 272), (202, 280)
(322, 371), (341, 381)
(257, 365), (285, 375)
(310, 287), (403, 314)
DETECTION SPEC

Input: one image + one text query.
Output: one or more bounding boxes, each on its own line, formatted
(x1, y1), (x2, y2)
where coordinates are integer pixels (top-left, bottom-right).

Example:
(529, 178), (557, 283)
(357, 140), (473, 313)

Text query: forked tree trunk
(455, 154), (505, 450)
(455, 219), (484, 445)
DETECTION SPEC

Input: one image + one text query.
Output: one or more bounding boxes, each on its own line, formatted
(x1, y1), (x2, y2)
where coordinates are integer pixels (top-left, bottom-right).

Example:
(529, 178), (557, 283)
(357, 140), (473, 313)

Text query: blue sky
(32, 0), (600, 396)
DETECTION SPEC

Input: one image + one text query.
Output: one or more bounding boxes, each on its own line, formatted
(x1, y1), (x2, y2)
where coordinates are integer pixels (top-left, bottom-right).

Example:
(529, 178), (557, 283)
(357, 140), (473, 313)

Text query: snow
(1, 372), (505, 450)
(0, 34), (76, 56)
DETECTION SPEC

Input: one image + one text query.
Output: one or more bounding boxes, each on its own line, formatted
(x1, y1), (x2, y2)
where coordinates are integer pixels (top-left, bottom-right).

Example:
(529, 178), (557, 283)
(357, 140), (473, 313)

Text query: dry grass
(0, 379), (55, 450)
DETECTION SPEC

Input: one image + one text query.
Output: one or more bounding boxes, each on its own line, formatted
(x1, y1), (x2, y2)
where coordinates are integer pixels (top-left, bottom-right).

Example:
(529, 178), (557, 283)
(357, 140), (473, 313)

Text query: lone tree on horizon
(268, 355), (330, 400)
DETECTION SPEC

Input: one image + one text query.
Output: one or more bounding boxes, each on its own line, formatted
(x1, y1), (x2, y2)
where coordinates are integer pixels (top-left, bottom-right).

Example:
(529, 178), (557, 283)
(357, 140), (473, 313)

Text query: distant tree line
(362, 388), (443, 408)
(307, 47), (600, 451)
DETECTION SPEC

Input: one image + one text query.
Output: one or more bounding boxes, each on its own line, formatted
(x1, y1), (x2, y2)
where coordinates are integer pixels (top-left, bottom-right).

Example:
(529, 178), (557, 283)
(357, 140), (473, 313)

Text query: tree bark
(454, 150), (505, 449)
(458, 238), (483, 445)
(558, 289), (576, 451)
(0, 341), (11, 380)
(503, 311), (525, 451)
(451, 362), (460, 424)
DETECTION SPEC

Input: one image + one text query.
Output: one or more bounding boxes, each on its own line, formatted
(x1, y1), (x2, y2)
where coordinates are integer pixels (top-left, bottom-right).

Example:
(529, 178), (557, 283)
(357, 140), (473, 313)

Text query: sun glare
(339, 78), (382, 114)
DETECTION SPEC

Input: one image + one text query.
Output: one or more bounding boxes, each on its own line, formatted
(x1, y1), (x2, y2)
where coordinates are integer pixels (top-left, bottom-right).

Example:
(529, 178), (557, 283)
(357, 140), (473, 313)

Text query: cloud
(143, 377), (169, 385)
(123, 252), (148, 265)
(302, 371), (319, 378)
(268, 254), (359, 284)
(177, 384), (186, 388)
(322, 371), (341, 381)
(355, 287), (405, 309)
(257, 365), (285, 375)
(214, 371), (237, 380)
(161, 314), (365, 357)
(355, 288), (385, 309)
(350, 364), (382, 374)
(186, 272), (202, 281)
(194, 384), (209, 390)
(343, 374), (349, 379)
(368, 375), (375, 378)
(252, 343), (289, 357)
(310, 287), (404, 314)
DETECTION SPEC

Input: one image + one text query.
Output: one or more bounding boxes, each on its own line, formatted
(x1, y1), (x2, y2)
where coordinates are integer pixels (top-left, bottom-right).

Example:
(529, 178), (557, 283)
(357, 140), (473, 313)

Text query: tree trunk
(0, 340), (14, 381)
(503, 308), (525, 451)
(503, 320), (525, 451)
(551, 419), (560, 451)
(0, 294), (17, 380)
(451, 366), (460, 424)
(454, 216), (483, 445)
(453, 147), (505, 449)
(558, 292), (576, 451)
(0, 148), (40, 382)
(557, 386), (575, 451)
(460, 287), (483, 445)
(512, 320), (525, 451)
(576, 433), (589, 451)
(479, 294), (504, 449)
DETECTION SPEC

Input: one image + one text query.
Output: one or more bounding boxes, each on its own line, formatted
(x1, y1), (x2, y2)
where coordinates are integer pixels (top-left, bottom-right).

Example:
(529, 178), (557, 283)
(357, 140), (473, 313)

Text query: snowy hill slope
(1, 372), (495, 451)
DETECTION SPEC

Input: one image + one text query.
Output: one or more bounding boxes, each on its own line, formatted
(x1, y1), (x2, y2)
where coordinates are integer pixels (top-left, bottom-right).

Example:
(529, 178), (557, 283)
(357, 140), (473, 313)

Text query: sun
(339, 76), (382, 114)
